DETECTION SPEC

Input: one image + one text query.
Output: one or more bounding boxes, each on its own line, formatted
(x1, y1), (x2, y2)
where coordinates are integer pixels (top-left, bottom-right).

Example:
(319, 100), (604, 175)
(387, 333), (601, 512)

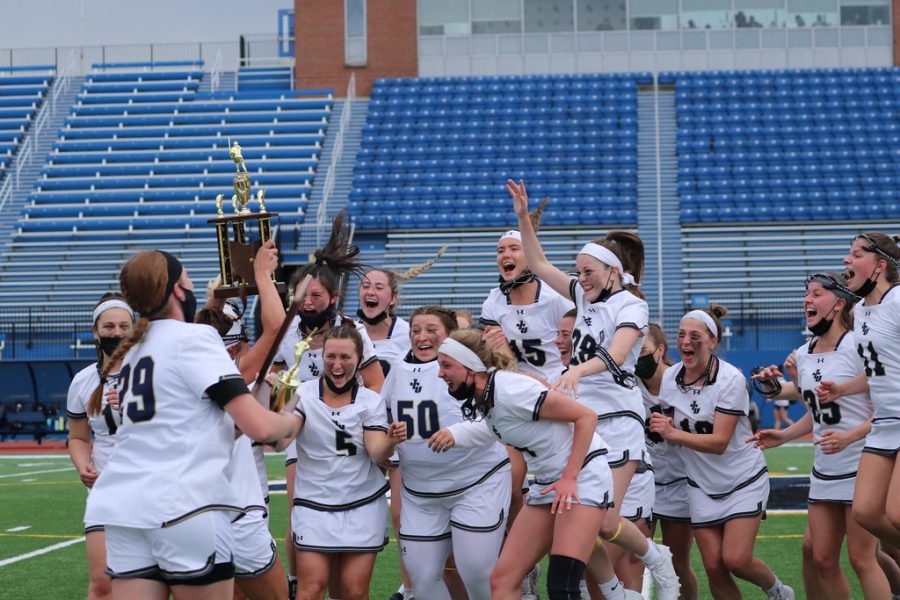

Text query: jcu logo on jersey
(690, 400), (701, 414)
(409, 378), (422, 394)
(862, 322), (870, 335)
(516, 319), (528, 333)
(812, 369), (822, 382)
(308, 363), (320, 377)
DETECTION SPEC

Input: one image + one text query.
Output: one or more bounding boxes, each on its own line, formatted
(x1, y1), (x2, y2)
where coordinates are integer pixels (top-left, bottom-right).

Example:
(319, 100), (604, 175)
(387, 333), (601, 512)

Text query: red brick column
(294, 0), (418, 97)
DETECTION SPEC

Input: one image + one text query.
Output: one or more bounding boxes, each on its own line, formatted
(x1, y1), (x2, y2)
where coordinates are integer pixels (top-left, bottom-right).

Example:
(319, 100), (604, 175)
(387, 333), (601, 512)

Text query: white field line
(0, 455), (69, 460)
(0, 468), (71, 479)
(0, 537), (84, 568)
(5, 526), (31, 532)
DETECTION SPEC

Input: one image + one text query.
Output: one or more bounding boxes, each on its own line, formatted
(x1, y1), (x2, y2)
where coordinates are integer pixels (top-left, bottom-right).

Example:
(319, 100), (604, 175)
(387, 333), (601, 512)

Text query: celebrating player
(83, 250), (296, 600)
(67, 292), (135, 600)
(382, 306), (511, 599)
(650, 306), (794, 600)
(275, 322), (404, 600)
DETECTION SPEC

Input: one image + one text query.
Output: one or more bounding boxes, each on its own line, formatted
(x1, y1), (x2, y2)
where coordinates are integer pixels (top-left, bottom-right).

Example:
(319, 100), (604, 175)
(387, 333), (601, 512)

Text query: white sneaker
(767, 582), (795, 600)
(644, 542), (680, 600)
(521, 563), (540, 600)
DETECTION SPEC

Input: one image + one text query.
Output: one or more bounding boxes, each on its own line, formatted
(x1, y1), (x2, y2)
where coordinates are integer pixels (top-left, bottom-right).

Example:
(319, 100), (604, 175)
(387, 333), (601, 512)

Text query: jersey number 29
(118, 357), (156, 423)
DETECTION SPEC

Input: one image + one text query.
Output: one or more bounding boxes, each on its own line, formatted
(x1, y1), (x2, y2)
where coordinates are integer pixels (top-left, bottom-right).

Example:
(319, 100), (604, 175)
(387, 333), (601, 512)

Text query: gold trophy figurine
(208, 140), (287, 299)
(270, 329), (317, 411)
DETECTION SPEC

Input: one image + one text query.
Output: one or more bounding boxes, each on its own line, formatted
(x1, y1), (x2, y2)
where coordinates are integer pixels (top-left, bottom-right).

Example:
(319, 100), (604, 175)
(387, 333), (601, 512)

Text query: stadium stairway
(0, 76), (83, 246)
(636, 84), (683, 325)
(286, 98), (368, 261)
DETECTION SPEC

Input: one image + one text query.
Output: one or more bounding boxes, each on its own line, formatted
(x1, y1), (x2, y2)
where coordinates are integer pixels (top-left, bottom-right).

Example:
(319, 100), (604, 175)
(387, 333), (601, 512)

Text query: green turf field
(0, 444), (860, 599)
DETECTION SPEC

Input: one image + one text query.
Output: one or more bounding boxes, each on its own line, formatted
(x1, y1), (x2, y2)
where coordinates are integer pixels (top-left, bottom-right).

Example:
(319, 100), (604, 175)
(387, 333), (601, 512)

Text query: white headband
(683, 310), (718, 339)
(579, 243), (636, 286)
(499, 230), (521, 243)
(438, 338), (487, 373)
(93, 299), (134, 324)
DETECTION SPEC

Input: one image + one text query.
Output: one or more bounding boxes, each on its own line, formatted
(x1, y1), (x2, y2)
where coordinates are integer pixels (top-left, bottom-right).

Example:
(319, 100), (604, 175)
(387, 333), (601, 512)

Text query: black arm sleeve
(206, 375), (250, 409)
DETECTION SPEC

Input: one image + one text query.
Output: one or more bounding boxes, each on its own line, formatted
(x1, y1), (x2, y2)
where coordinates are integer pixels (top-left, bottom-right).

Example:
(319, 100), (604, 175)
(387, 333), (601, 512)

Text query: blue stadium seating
(0, 68), (51, 182)
(350, 73), (643, 230)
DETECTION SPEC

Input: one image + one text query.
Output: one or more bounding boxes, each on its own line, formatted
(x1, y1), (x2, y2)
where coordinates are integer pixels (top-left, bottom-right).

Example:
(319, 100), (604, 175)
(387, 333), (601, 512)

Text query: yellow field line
(0, 532), (83, 540)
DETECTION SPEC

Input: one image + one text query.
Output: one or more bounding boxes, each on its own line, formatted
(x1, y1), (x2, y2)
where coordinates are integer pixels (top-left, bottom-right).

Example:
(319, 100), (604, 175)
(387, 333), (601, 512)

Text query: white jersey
(275, 315), (378, 381)
(795, 332), (874, 479)
(66, 363), (120, 472)
(291, 379), (389, 510)
(853, 284), (900, 423)
(85, 320), (248, 528)
(382, 356), (509, 496)
(481, 370), (609, 485)
(479, 281), (574, 382)
(659, 358), (767, 499)
(638, 378), (686, 486)
(568, 283), (648, 424)
(370, 316), (411, 376)
(231, 435), (267, 513)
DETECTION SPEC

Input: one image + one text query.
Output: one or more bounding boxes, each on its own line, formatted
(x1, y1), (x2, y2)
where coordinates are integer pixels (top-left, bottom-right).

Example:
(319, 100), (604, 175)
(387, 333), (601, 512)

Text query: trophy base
(213, 282), (287, 299)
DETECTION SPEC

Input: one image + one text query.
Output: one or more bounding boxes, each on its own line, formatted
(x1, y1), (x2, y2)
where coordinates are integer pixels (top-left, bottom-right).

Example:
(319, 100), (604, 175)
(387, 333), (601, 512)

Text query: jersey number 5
(118, 357), (156, 423)
(335, 430), (357, 456)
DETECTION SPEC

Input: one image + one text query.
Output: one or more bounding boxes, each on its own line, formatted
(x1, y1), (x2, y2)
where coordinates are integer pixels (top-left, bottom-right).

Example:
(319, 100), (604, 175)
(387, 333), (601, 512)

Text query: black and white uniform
(639, 379), (690, 522)
(290, 379), (389, 553)
(84, 320), (249, 582)
(479, 281), (574, 383)
(659, 359), (769, 527)
(465, 370), (614, 509)
(620, 452), (655, 524)
(795, 333), (873, 503)
(370, 316), (411, 376)
(277, 316), (380, 468)
(568, 282), (648, 466)
(67, 364), (120, 533)
(231, 435), (278, 578)
(383, 356), (511, 600)
(854, 284), (900, 456)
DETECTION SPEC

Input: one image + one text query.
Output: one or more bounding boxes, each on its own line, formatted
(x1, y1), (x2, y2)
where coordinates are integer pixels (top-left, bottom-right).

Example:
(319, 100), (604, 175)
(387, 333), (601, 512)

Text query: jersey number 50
(396, 400), (440, 440)
(118, 357), (156, 423)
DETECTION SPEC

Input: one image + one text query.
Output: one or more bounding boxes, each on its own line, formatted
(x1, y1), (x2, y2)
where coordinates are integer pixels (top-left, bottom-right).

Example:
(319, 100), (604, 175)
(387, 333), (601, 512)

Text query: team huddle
(65, 180), (900, 600)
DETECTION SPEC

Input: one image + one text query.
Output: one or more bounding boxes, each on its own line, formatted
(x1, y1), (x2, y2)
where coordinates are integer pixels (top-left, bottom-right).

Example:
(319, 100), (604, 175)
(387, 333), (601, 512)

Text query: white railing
(0, 50), (77, 214)
(210, 48), (223, 93)
(314, 73), (356, 246)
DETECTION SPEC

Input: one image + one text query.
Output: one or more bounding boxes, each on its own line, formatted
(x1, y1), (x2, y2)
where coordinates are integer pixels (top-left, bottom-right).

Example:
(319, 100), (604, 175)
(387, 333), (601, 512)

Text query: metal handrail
(314, 73), (355, 246)
(210, 48), (223, 93)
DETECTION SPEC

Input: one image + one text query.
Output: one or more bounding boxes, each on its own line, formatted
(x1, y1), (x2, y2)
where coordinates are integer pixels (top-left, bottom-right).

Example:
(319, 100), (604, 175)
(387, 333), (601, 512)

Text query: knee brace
(546, 554), (586, 600)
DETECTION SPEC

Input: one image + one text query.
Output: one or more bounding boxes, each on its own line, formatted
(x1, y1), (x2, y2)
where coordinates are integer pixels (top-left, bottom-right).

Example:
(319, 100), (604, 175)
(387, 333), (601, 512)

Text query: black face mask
(499, 269), (537, 295)
(179, 288), (197, 324)
(448, 374), (477, 401)
(300, 304), (336, 332)
(97, 336), (123, 358)
(854, 266), (879, 299)
(634, 353), (659, 380)
(356, 307), (389, 326)
(593, 271), (615, 303)
(323, 374), (358, 395)
(808, 299), (841, 337)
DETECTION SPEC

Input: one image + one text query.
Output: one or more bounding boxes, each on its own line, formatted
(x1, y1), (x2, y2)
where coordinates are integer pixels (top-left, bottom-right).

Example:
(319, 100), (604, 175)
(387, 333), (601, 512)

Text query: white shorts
(653, 479), (691, 522)
(285, 444), (298, 466)
(595, 416), (646, 467)
(808, 469), (856, 505)
(621, 465), (655, 523)
(774, 400), (790, 408)
(105, 511), (234, 584)
(233, 510), (278, 578)
(292, 497), (389, 553)
(864, 419), (900, 456)
(399, 466), (511, 541)
(688, 470), (769, 528)
(527, 449), (614, 509)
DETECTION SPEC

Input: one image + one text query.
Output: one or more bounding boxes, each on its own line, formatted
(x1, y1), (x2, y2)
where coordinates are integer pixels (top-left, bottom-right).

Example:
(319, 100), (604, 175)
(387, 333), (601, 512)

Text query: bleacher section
(0, 62), (332, 316)
(348, 73), (649, 231)
(0, 66), (53, 183)
(672, 68), (900, 224)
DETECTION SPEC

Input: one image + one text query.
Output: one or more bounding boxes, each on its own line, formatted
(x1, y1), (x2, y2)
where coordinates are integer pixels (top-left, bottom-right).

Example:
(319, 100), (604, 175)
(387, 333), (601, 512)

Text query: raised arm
(238, 240), (287, 383)
(507, 179), (572, 297)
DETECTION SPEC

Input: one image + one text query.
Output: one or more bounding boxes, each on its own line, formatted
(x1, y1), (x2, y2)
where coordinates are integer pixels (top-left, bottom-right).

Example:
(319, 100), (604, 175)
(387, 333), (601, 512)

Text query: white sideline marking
(5, 526), (31, 532)
(20, 479), (36, 483)
(0, 537), (84, 568)
(0, 455), (67, 460)
(0, 468), (71, 479)
(15, 462), (68, 467)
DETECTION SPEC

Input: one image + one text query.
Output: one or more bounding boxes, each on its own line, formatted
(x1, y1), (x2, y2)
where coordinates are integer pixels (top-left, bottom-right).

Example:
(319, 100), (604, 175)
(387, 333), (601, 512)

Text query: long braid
(395, 245), (448, 282)
(87, 317), (150, 415)
(529, 197), (549, 232)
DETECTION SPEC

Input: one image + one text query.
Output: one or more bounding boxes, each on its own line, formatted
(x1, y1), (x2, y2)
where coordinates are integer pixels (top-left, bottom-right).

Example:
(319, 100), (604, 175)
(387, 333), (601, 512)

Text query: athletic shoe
(767, 582), (795, 600)
(521, 563), (541, 600)
(644, 542), (680, 600)
(288, 577), (297, 600)
(579, 578), (590, 600)
(388, 586), (414, 600)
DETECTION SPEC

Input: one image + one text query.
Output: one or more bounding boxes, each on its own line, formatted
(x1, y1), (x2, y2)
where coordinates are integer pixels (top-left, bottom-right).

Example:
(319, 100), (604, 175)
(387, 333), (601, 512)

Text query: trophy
(208, 141), (288, 299)
(270, 328), (317, 411)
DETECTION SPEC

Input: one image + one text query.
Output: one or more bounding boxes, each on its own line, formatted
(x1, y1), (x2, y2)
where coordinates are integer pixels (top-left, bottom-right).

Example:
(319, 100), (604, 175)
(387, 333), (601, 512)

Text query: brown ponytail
(594, 230), (645, 297)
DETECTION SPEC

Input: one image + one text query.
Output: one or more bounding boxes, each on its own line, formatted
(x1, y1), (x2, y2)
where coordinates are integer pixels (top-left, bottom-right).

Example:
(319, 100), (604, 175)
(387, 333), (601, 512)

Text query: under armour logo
(308, 363), (320, 376)
(410, 378), (422, 394)
(490, 424), (503, 440)
(401, 545), (407, 555)
(862, 322), (870, 335)
(331, 419), (345, 430)
(583, 316), (593, 327)
(516, 320), (528, 333)
(865, 310), (871, 316)
(516, 309), (526, 315)
(817, 358), (825, 363)
(812, 369), (822, 382)
(691, 389), (701, 396)
(690, 400), (700, 413)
